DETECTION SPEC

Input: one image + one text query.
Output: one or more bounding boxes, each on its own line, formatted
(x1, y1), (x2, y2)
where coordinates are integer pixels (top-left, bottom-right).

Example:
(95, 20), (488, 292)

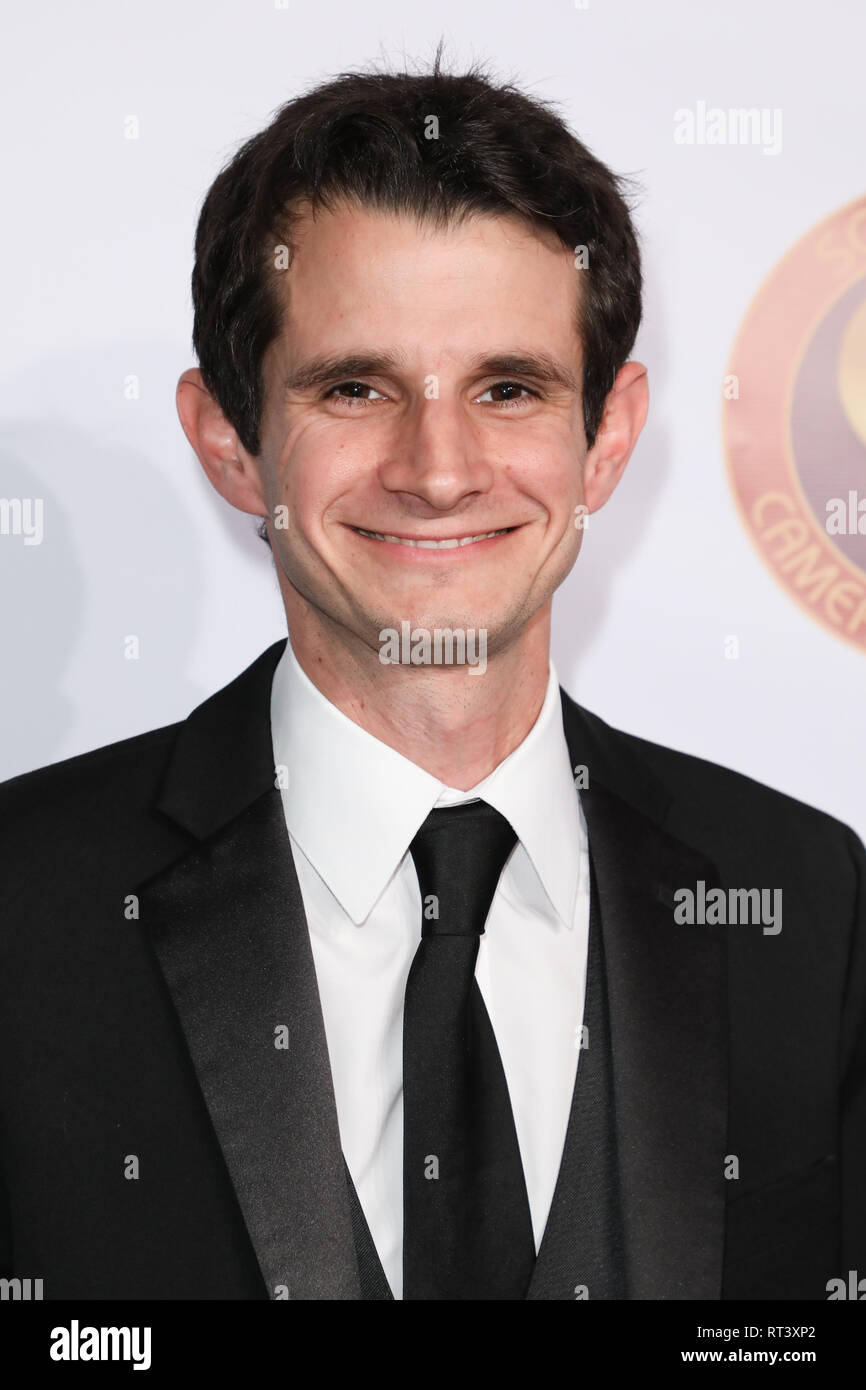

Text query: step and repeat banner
(2, 0), (864, 842)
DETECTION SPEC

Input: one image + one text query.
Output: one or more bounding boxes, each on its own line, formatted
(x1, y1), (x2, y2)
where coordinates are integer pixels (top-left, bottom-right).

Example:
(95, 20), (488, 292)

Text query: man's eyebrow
(282, 349), (581, 395)
(465, 352), (581, 394)
(282, 352), (409, 394)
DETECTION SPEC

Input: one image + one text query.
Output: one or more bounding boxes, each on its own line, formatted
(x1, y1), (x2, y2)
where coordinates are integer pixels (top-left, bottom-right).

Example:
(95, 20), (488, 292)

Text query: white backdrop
(2, 0), (864, 844)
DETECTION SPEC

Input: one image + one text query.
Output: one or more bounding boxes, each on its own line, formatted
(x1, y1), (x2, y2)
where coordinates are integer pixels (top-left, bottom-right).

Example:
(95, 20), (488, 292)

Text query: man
(1, 50), (864, 1302)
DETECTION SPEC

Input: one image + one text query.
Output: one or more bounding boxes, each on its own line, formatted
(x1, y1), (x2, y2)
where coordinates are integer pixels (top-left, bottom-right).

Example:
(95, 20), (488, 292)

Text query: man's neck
(284, 611), (553, 790)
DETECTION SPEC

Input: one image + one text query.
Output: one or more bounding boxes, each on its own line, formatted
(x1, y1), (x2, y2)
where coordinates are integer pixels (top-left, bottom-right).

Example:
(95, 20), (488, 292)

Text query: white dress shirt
(270, 637), (591, 1299)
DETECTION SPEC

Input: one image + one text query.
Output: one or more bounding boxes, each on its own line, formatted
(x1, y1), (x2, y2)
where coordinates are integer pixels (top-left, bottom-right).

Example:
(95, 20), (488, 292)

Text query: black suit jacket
(1, 638), (864, 1299)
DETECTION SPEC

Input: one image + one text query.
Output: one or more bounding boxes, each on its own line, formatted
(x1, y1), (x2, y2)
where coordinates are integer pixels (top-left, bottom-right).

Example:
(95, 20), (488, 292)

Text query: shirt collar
(270, 637), (583, 927)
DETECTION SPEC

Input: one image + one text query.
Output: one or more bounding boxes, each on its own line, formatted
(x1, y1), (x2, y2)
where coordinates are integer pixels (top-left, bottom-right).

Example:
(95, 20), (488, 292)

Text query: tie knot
(408, 799), (518, 937)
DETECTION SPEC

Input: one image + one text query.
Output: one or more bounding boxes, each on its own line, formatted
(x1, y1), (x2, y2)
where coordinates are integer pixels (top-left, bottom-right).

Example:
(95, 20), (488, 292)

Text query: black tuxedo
(1, 638), (864, 1299)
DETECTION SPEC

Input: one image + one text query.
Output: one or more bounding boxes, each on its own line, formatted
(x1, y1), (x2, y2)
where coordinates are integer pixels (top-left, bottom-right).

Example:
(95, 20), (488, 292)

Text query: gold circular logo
(722, 196), (866, 653)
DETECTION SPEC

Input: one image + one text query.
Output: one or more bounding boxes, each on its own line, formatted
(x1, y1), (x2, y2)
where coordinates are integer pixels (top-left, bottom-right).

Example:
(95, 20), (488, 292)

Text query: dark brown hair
(190, 42), (643, 541)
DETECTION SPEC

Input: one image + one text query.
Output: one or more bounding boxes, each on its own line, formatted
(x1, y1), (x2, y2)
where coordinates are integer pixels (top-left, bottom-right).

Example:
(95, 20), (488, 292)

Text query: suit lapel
(137, 638), (361, 1300)
(542, 692), (729, 1300)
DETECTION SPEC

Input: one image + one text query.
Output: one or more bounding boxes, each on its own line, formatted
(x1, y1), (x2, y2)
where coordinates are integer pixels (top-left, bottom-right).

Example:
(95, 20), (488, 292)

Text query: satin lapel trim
(580, 784), (729, 1299)
(139, 786), (361, 1301)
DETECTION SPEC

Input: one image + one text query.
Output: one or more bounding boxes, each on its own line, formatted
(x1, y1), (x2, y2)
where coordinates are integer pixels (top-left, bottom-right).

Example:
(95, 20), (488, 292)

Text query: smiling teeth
(355, 528), (510, 548)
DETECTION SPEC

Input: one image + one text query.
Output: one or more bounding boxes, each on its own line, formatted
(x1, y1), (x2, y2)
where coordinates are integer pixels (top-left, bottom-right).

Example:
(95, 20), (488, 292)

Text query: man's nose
(376, 396), (496, 510)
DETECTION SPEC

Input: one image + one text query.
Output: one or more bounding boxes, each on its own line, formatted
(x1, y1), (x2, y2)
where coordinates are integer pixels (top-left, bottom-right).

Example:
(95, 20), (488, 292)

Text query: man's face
(256, 200), (592, 659)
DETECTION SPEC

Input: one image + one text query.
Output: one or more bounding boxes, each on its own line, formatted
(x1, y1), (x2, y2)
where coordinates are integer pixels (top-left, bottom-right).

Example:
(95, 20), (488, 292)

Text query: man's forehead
(269, 199), (583, 372)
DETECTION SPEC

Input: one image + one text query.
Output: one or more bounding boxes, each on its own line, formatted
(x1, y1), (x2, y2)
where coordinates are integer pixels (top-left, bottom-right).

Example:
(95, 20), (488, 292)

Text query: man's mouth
(350, 526), (516, 549)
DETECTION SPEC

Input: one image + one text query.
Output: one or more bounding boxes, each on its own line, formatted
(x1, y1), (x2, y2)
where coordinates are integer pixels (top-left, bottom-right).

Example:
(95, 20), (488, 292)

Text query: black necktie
(402, 799), (536, 1299)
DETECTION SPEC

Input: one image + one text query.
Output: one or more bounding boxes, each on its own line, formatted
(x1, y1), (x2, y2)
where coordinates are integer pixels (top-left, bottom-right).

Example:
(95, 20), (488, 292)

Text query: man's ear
(583, 361), (649, 513)
(176, 368), (268, 518)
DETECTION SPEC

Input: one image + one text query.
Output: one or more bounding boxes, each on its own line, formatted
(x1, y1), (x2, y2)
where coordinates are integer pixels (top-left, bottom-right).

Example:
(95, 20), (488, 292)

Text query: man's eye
(324, 381), (387, 406)
(477, 382), (539, 408)
(322, 379), (539, 409)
